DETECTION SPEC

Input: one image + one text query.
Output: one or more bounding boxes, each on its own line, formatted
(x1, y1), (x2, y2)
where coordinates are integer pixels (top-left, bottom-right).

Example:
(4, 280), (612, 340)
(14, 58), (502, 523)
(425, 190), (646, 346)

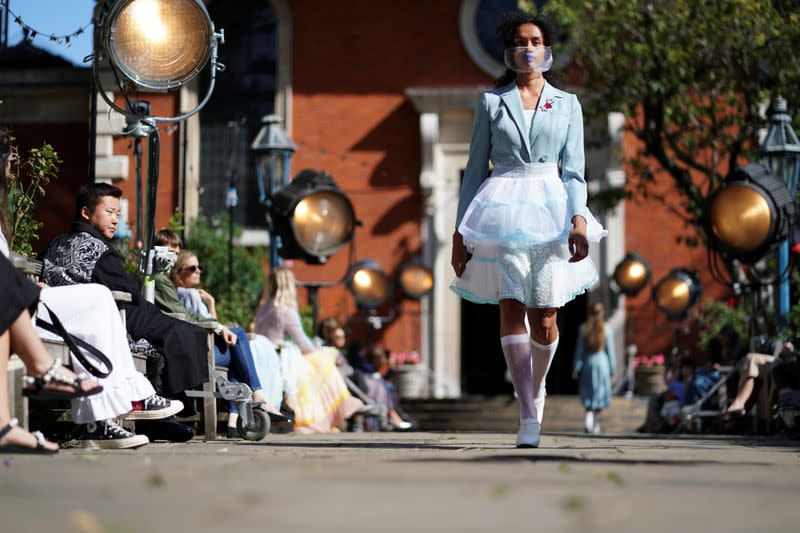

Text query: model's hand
(568, 216), (588, 263)
(451, 231), (471, 278)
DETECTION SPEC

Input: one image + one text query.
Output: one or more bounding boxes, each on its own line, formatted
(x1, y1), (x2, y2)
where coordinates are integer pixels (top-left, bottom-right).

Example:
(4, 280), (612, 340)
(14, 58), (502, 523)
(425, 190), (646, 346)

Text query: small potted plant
(390, 351), (427, 398)
(633, 353), (667, 396)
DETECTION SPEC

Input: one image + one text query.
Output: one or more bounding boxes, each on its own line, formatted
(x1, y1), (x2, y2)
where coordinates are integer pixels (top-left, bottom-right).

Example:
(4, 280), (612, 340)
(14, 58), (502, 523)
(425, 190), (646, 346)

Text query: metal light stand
(92, 24), (225, 301)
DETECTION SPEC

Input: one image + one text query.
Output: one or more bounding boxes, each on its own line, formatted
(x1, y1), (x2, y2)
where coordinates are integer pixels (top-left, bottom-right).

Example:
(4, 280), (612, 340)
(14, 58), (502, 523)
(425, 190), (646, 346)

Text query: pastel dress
(450, 81), (607, 307)
(254, 301), (363, 433)
(572, 323), (616, 410)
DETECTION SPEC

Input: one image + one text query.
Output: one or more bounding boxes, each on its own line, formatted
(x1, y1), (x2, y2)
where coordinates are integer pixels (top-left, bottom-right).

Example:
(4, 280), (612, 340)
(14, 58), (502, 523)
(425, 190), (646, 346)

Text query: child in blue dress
(572, 302), (616, 433)
(451, 13), (607, 448)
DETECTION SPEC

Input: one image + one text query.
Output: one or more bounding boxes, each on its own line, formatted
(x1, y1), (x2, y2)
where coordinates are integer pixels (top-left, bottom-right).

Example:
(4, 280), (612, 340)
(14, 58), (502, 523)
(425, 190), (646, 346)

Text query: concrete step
(402, 395), (648, 434)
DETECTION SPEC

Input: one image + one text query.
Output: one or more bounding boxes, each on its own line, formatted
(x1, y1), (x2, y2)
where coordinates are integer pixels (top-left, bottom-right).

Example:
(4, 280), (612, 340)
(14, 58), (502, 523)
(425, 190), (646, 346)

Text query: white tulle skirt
(450, 163), (607, 308)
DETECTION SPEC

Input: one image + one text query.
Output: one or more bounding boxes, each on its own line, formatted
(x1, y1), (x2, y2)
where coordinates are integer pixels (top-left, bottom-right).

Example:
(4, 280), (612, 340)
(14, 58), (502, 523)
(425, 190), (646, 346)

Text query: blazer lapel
(499, 82), (531, 162)
(529, 81), (556, 148)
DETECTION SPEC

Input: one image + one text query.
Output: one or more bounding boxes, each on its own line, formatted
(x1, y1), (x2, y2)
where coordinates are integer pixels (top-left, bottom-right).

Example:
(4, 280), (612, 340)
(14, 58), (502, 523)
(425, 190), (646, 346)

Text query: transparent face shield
(503, 46), (553, 73)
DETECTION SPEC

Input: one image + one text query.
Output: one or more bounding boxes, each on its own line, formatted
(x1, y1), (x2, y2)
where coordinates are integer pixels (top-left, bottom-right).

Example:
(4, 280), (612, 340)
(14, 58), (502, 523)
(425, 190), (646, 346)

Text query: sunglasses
(183, 264), (202, 273)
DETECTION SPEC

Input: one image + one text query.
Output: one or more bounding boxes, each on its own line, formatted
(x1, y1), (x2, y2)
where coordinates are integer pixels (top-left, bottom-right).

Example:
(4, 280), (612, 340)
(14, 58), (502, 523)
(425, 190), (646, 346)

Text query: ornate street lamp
(250, 114), (297, 268)
(652, 269), (702, 321)
(759, 97), (800, 323)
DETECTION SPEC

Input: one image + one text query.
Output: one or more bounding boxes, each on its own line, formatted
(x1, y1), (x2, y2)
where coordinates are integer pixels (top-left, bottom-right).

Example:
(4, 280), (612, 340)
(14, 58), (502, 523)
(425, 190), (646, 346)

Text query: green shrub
(695, 299), (749, 357)
(6, 143), (61, 256)
(183, 212), (268, 327)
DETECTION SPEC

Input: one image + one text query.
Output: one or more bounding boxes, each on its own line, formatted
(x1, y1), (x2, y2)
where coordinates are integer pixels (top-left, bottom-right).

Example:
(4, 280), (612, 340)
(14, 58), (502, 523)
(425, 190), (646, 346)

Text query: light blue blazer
(455, 80), (588, 228)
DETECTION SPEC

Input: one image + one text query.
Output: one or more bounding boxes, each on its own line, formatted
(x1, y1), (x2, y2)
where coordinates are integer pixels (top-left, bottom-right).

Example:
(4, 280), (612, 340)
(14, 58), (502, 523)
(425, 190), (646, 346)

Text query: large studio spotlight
(103, 0), (214, 90)
(652, 269), (702, 321)
(612, 252), (651, 297)
(271, 169), (356, 264)
(398, 262), (434, 299)
(92, 0), (225, 300)
(347, 259), (392, 310)
(706, 163), (795, 264)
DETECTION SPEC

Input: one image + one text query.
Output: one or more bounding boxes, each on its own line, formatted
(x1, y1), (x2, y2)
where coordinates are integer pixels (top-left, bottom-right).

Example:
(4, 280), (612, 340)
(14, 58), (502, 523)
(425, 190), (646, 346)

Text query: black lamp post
(759, 98), (800, 323)
(250, 114), (297, 269)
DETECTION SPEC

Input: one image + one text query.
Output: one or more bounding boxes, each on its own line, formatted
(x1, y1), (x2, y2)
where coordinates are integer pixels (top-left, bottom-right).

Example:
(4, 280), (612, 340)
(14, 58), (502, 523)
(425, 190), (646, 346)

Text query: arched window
(199, 0), (278, 227)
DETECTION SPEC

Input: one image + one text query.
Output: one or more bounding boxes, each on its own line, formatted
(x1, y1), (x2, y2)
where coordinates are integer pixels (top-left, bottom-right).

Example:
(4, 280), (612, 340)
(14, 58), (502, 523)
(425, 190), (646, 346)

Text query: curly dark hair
(495, 12), (561, 88)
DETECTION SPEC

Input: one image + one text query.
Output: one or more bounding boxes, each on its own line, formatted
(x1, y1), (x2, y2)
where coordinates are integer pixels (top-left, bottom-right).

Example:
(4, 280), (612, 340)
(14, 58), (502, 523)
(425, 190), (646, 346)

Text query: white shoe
(593, 422), (602, 435)
(533, 397), (545, 425)
(516, 418), (540, 448)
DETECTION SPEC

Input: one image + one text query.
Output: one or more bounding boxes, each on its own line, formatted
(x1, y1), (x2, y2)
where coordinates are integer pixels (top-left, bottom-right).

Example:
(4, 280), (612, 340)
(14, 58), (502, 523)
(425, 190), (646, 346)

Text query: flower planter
(635, 366), (666, 396)
(394, 365), (428, 399)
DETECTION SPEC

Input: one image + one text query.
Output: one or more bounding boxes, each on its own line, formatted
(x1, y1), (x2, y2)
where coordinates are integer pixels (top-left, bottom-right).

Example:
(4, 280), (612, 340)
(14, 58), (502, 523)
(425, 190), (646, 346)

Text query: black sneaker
(126, 395), (183, 421)
(82, 420), (149, 449)
(136, 417), (195, 443)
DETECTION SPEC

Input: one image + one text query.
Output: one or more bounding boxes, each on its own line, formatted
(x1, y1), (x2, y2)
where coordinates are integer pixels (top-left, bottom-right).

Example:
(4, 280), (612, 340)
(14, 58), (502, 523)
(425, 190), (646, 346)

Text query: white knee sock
(531, 336), (559, 401)
(584, 410), (594, 431)
(501, 334), (536, 421)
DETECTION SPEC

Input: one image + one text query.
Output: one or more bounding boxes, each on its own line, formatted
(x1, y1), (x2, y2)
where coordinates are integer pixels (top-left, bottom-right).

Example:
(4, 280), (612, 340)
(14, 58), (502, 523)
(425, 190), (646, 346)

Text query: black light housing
(705, 163), (795, 263)
(652, 269), (702, 321)
(612, 252), (651, 297)
(346, 259), (392, 310)
(271, 169), (356, 264)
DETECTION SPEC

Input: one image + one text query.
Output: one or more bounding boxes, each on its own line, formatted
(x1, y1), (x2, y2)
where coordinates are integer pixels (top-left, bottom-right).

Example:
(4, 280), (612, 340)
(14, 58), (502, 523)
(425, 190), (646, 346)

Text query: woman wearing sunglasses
(171, 249), (288, 436)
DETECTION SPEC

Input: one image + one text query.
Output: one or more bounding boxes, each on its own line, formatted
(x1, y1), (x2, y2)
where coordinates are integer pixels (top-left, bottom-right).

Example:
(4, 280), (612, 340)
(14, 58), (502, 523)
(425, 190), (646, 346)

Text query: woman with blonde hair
(254, 267), (364, 433)
(572, 302), (616, 433)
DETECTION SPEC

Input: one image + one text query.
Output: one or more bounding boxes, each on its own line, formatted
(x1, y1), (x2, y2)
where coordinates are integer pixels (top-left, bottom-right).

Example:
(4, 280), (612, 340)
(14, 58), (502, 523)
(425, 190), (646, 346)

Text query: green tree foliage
(6, 143), (62, 256)
(183, 212), (269, 327)
(542, 0), (800, 244)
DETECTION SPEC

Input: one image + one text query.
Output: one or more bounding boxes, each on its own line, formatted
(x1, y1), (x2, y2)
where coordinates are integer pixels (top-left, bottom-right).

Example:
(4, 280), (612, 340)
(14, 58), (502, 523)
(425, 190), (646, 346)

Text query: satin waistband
(490, 162), (559, 179)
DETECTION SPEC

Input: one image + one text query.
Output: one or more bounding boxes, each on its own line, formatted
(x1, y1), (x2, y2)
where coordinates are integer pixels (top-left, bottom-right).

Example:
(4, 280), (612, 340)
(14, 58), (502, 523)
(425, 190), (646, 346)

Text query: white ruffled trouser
(35, 284), (155, 424)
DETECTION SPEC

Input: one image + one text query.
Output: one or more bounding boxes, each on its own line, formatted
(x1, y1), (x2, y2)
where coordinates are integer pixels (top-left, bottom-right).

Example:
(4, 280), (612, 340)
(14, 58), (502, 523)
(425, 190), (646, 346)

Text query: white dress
(2, 229), (154, 423)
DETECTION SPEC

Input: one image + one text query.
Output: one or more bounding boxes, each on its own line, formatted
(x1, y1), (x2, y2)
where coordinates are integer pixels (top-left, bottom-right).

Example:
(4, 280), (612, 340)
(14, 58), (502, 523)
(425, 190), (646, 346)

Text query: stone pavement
(1, 430), (799, 533)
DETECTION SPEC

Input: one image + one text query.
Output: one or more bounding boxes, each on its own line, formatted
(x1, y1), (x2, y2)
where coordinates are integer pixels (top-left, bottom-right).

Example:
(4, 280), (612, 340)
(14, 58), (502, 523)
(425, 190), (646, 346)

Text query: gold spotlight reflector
(399, 263), (434, 299)
(652, 269), (702, 321)
(106, 0), (213, 90)
(709, 184), (772, 255)
(706, 163), (795, 263)
(292, 191), (355, 259)
(612, 252), (651, 297)
(348, 260), (391, 309)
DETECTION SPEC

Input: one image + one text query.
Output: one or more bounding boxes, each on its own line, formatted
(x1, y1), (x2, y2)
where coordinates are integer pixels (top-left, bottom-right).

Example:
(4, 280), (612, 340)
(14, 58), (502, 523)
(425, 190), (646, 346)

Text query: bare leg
(0, 330), (58, 451)
(8, 310), (98, 394)
(727, 377), (755, 412)
(526, 307), (559, 346)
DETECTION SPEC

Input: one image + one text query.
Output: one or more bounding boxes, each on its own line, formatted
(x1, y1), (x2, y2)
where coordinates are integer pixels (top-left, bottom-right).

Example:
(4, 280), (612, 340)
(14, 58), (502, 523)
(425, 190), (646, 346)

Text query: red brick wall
(112, 92), (182, 241)
(289, 1), (491, 351)
(622, 129), (731, 356)
(11, 123), (90, 255)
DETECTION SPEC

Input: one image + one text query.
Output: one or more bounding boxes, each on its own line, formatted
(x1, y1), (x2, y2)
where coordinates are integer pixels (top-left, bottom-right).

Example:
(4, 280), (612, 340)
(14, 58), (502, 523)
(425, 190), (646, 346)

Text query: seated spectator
(361, 346), (412, 430)
(42, 183), (207, 442)
(166, 246), (288, 435)
(254, 267), (364, 432)
(0, 253), (98, 453)
(1, 128), (176, 449)
(724, 343), (788, 416)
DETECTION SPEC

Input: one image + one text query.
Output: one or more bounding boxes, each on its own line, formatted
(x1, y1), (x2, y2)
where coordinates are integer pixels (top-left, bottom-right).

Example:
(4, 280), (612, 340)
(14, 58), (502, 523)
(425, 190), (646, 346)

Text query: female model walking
(572, 302), (616, 434)
(451, 13), (606, 447)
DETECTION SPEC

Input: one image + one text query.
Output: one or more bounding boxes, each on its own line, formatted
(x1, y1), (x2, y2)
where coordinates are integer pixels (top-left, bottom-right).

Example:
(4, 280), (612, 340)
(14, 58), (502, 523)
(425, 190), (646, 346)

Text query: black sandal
(0, 418), (59, 455)
(23, 359), (103, 400)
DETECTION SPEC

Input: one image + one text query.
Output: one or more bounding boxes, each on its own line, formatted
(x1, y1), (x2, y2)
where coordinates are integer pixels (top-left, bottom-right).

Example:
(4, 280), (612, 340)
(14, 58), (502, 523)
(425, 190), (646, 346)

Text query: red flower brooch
(539, 98), (554, 112)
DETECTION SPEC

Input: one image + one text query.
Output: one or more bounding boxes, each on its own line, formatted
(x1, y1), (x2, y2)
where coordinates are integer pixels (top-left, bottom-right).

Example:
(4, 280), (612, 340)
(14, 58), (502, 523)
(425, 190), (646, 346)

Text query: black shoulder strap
(36, 303), (113, 379)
